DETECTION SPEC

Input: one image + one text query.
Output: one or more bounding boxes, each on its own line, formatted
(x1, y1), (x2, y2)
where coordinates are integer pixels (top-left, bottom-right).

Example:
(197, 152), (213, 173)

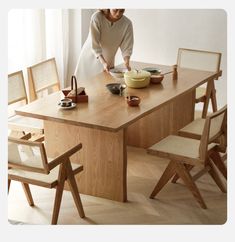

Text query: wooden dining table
(15, 61), (220, 202)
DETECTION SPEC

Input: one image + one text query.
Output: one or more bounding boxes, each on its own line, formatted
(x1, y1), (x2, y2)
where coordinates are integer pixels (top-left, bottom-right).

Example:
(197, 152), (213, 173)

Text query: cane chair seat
(149, 135), (216, 164)
(196, 87), (207, 102)
(9, 163), (83, 188)
(178, 118), (206, 139)
(8, 115), (44, 134)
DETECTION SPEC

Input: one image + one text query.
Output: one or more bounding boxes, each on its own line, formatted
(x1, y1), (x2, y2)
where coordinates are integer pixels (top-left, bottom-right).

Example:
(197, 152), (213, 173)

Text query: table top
(15, 61), (219, 131)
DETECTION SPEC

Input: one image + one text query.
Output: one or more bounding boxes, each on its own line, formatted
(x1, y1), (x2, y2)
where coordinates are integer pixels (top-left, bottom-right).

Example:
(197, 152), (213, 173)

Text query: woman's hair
(99, 9), (110, 17)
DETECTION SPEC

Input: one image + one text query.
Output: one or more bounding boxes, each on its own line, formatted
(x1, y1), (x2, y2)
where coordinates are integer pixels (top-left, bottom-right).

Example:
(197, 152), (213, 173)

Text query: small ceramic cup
(60, 98), (72, 107)
(126, 95), (141, 106)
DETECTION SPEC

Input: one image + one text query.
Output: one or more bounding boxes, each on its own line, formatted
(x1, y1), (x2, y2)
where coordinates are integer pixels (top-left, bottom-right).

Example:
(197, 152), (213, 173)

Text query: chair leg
(51, 165), (66, 225)
(207, 159), (226, 193)
(202, 99), (209, 118)
(221, 152), (227, 162)
(21, 183), (34, 206)
(8, 179), (11, 194)
(209, 151), (227, 180)
(150, 160), (176, 199)
(171, 164), (194, 183)
(174, 161), (207, 209)
(202, 80), (214, 118)
(210, 84), (218, 112)
(65, 161), (85, 218)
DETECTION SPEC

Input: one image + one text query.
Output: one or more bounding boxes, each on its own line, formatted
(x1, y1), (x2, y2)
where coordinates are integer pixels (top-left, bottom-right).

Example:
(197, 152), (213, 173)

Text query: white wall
(69, 9), (227, 108)
(81, 9), (94, 45)
(67, 9), (81, 86)
(124, 9), (227, 109)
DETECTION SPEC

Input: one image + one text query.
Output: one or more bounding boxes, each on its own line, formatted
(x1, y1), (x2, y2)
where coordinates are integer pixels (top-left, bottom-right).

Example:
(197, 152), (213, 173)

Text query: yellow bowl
(124, 70), (151, 88)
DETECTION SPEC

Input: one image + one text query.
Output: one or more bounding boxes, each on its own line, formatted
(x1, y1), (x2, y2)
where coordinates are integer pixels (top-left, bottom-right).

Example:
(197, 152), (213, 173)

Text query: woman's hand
(124, 56), (131, 71)
(98, 55), (110, 72)
(125, 64), (131, 71)
(102, 62), (110, 73)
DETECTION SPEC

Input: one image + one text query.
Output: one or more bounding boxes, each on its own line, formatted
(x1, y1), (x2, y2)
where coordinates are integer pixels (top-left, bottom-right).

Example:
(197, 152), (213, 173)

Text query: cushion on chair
(147, 135), (216, 165)
(196, 87), (206, 100)
(178, 118), (205, 139)
(8, 115), (44, 134)
(8, 162), (83, 188)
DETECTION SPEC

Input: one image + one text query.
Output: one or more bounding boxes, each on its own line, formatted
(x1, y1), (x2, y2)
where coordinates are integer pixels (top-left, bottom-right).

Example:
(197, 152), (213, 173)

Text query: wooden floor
(8, 145), (227, 225)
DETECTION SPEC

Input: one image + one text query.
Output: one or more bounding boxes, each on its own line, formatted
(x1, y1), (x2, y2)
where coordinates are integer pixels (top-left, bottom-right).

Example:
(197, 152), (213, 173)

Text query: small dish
(126, 95), (141, 106)
(58, 102), (76, 110)
(150, 74), (164, 84)
(109, 68), (127, 78)
(106, 83), (126, 95)
(143, 67), (161, 75)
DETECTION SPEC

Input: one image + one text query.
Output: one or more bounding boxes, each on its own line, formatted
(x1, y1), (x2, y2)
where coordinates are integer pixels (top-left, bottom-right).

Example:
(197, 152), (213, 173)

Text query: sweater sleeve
(120, 21), (134, 58)
(90, 16), (103, 58)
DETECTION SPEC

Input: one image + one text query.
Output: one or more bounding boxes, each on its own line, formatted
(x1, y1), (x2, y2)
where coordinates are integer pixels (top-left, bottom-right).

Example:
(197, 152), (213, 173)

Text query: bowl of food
(124, 70), (151, 88)
(109, 68), (126, 78)
(150, 74), (164, 84)
(142, 67), (161, 75)
(106, 83), (126, 95)
(126, 95), (141, 106)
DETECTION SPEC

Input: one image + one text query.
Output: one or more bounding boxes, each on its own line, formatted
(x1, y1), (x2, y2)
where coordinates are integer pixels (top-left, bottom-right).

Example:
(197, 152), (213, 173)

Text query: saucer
(58, 102), (76, 110)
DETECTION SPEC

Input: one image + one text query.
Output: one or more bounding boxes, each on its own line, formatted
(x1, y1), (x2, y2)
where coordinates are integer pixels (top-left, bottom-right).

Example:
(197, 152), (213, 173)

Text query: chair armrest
(31, 135), (45, 142)
(47, 143), (82, 170)
(19, 133), (32, 140)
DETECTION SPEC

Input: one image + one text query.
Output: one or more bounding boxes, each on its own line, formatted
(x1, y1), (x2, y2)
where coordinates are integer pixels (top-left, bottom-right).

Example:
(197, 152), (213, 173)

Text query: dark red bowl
(126, 95), (141, 106)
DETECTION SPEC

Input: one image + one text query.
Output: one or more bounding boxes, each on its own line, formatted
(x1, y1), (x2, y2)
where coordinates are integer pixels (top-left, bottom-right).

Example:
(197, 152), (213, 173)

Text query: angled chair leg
(211, 84), (218, 112)
(21, 183), (34, 206)
(209, 151), (227, 180)
(202, 80), (214, 118)
(150, 160), (176, 199)
(174, 161), (207, 209)
(65, 160), (85, 218)
(171, 164), (194, 183)
(207, 160), (226, 193)
(8, 179), (11, 194)
(51, 165), (66, 225)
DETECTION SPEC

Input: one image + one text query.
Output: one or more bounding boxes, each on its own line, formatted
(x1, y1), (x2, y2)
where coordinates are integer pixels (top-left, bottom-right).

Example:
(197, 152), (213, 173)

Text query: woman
(75, 9), (134, 81)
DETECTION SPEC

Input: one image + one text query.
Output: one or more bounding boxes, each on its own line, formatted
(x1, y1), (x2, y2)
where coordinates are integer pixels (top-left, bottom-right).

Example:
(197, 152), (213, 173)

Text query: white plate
(58, 102), (76, 110)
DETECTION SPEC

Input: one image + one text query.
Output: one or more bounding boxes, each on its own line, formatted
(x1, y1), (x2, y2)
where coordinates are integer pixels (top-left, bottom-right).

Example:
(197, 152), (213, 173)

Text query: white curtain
(8, 9), (69, 89)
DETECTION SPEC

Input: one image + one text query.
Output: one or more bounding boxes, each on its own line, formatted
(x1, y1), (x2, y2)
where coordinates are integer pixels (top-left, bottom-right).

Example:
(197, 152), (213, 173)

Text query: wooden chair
(148, 106), (227, 209)
(8, 71), (44, 137)
(176, 106), (227, 180)
(27, 58), (60, 102)
(177, 48), (222, 118)
(8, 137), (85, 224)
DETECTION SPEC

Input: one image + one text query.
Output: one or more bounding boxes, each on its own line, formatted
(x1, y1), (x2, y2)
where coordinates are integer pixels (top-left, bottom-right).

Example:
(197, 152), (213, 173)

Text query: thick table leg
(127, 91), (195, 148)
(44, 121), (127, 202)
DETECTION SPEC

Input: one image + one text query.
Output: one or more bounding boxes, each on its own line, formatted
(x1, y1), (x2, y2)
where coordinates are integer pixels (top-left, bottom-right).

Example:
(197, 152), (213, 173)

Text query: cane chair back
(27, 58), (60, 101)
(8, 71), (44, 135)
(177, 48), (221, 78)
